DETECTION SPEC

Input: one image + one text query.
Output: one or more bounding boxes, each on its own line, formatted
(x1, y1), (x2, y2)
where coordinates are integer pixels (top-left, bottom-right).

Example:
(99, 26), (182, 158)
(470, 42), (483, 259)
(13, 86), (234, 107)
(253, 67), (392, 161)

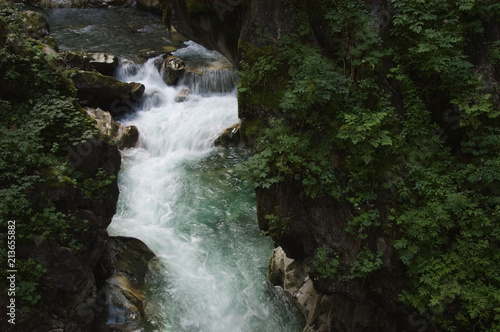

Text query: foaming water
(108, 56), (302, 331)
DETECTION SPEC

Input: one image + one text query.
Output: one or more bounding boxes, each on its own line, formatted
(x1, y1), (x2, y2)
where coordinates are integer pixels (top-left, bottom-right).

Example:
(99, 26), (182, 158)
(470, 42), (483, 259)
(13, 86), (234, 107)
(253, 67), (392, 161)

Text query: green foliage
(0, 0), (111, 313)
(348, 246), (383, 279)
(242, 118), (341, 198)
(238, 0), (500, 330)
(237, 40), (282, 109)
(261, 207), (290, 240)
(82, 168), (116, 199)
(313, 246), (340, 280)
(185, 0), (209, 14)
(15, 259), (46, 308)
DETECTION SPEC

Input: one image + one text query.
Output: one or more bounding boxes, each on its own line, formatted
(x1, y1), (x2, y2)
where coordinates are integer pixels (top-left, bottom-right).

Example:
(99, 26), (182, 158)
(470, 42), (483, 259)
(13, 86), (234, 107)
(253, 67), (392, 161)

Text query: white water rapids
(107, 45), (302, 331)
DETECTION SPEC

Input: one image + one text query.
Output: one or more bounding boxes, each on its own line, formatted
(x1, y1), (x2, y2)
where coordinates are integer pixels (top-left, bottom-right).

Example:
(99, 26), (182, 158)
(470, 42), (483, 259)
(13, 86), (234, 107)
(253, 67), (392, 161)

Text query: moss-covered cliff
(0, 2), (122, 330)
(168, 0), (500, 331)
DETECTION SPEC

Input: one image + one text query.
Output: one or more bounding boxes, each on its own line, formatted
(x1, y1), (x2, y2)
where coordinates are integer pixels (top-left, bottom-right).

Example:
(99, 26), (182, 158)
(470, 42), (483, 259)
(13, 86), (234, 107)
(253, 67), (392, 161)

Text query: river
(47, 7), (302, 332)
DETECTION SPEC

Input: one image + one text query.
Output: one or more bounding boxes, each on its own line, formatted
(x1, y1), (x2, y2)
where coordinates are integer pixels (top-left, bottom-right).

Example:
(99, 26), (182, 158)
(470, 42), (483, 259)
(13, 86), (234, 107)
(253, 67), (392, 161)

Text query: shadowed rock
(70, 70), (145, 117)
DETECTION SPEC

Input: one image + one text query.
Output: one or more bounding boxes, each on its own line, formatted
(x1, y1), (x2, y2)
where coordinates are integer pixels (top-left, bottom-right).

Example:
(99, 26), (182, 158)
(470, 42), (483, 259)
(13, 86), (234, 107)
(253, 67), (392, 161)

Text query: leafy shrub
(238, 0), (500, 329)
(0, 0), (110, 312)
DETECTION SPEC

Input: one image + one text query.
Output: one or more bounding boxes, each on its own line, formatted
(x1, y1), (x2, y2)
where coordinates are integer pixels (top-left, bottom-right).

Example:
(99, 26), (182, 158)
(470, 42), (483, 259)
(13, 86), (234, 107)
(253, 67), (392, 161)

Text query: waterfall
(108, 51), (302, 331)
(177, 68), (237, 95)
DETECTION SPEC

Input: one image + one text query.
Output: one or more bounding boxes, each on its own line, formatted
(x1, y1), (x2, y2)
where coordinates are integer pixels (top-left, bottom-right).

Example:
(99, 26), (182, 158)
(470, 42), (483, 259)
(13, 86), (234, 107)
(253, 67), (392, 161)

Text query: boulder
(38, 0), (128, 8)
(20, 10), (49, 39)
(268, 246), (337, 332)
(178, 59), (236, 95)
(93, 237), (160, 331)
(60, 51), (119, 76)
(39, 0), (88, 8)
(161, 55), (186, 85)
(69, 70), (145, 117)
(214, 122), (241, 147)
(85, 107), (139, 150)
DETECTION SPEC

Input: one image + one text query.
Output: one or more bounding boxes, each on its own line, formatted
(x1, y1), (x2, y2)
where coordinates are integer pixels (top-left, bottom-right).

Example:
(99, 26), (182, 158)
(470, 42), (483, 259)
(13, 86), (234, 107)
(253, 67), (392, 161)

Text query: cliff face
(0, 5), (122, 330)
(169, 1), (500, 331)
(168, 1), (411, 330)
(13, 141), (122, 332)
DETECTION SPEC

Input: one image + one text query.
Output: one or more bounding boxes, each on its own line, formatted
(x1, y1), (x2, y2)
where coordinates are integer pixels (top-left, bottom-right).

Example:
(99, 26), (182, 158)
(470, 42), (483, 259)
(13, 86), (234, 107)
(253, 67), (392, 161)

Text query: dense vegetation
(238, 0), (500, 330)
(0, 0), (110, 313)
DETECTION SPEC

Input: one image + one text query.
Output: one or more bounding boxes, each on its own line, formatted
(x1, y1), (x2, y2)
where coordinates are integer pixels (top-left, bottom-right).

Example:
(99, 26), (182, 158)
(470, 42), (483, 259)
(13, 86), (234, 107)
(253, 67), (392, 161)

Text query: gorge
(1, 0), (500, 331)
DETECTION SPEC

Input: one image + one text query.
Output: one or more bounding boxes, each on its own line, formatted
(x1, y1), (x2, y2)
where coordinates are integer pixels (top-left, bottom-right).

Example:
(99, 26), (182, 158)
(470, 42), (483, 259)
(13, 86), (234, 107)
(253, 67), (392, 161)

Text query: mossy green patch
(185, 0), (209, 15)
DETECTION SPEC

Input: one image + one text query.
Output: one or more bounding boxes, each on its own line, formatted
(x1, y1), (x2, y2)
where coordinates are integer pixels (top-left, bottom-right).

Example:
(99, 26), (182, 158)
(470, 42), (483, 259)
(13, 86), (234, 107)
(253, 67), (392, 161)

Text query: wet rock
(38, 0), (128, 8)
(139, 49), (161, 60)
(20, 10), (49, 39)
(91, 0), (128, 7)
(175, 87), (190, 102)
(268, 247), (337, 332)
(59, 51), (119, 76)
(86, 107), (139, 150)
(39, 0), (88, 8)
(161, 55), (186, 85)
(70, 70), (144, 117)
(94, 236), (160, 331)
(214, 122), (241, 147)
(130, 82), (145, 97)
(179, 67), (237, 95)
(136, 0), (163, 15)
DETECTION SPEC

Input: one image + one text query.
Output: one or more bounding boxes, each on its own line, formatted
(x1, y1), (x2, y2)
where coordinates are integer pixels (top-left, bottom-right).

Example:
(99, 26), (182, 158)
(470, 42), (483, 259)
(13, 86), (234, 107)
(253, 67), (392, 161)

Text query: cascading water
(108, 46), (303, 331)
(46, 8), (302, 330)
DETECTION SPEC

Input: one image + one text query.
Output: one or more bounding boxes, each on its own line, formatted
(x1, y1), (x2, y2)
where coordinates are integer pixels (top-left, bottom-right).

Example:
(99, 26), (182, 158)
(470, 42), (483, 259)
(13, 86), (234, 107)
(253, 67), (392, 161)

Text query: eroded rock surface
(86, 107), (139, 149)
(93, 236), (160, 331)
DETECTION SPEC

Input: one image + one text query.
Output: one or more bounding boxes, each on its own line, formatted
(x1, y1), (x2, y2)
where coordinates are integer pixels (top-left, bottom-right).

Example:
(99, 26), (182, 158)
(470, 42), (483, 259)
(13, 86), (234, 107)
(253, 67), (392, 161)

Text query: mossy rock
(42, 167), (74, 189)
(69, 70), (145, 116)
(20, 10), (49, 39)
(59, 51), (119, 76)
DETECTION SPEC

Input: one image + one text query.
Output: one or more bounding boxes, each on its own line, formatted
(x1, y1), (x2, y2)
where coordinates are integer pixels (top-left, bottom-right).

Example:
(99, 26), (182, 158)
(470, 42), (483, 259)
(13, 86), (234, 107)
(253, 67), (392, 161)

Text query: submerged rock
(93, 236), (160, 331)
(86, 107), (139, 149)
(175, 87), (190, 102)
